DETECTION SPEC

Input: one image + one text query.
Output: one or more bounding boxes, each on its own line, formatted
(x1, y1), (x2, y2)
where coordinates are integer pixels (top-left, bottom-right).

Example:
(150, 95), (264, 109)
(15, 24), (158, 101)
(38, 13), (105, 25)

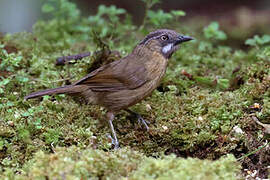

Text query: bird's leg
(106, 112), (119, 149)
(125, 109), (150, 131)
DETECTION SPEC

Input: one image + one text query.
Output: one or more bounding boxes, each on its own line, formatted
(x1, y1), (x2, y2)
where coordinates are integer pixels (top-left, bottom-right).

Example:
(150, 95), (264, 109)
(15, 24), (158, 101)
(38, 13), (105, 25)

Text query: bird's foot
(136, 114), (150, 131)
(107, 134), (119, 149)
(126, 109), (150, 131)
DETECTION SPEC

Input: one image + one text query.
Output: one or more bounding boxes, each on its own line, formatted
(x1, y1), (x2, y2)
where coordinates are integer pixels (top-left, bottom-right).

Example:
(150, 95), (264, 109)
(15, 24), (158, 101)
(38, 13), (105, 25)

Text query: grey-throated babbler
(25, 29), (193, 148)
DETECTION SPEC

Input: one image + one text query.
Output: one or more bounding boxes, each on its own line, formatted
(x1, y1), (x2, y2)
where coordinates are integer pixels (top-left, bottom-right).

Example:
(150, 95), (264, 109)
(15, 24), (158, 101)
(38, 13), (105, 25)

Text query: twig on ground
(55, 52), (91, 66)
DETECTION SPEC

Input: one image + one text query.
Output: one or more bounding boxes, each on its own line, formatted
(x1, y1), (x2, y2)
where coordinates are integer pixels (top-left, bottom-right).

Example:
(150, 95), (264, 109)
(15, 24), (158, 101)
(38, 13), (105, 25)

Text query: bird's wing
(73, 55), (149, 92)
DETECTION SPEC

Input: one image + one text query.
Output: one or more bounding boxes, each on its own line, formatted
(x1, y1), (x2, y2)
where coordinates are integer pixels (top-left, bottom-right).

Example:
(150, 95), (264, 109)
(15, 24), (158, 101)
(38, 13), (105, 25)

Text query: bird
(24, 29), (193, 148)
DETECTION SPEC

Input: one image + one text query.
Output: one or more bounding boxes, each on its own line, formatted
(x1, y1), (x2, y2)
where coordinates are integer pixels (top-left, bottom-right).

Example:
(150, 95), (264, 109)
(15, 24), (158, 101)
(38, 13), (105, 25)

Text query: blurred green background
(1, 0), (270, 33)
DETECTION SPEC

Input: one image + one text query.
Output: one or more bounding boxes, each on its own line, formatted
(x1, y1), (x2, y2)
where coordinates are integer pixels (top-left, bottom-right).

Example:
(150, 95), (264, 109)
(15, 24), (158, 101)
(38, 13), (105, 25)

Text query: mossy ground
(0, 1), (269, 179)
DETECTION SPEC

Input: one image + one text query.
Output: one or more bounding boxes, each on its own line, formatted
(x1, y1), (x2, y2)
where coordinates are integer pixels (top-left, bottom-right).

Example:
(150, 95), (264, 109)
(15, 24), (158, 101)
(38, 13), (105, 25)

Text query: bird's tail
(24, 85), (83, 100)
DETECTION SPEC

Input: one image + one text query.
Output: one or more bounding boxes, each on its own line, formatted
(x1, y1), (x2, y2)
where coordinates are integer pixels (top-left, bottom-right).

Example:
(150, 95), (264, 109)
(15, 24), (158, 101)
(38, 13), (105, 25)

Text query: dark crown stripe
(139, 29), (175, 45)
(139, 31), (164, 45)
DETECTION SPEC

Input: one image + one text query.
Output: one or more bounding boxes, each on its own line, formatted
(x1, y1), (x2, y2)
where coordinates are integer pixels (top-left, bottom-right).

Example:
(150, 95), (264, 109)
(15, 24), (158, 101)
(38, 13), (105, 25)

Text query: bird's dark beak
(174, 35), (194, 45)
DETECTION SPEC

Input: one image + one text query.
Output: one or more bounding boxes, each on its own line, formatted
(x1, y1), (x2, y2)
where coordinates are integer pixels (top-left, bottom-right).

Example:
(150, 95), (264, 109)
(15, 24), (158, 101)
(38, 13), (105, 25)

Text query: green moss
(14, 147), (143, 179)
(0, 146), (239, 180)
(130, 154), (240, 180)
(0, 0), (269, 178)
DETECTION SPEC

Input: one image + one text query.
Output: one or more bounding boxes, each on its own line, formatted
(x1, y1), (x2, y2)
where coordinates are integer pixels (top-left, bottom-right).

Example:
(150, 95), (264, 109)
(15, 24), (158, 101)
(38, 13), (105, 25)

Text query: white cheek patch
(162, 43), (173, 54)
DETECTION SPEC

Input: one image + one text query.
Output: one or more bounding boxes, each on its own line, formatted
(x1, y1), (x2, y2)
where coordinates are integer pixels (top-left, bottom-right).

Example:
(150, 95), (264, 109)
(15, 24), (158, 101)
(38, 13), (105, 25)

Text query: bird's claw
(137, 114), (150, 131)
(106, 134), (119, 149)
(125, 109), (150, 131)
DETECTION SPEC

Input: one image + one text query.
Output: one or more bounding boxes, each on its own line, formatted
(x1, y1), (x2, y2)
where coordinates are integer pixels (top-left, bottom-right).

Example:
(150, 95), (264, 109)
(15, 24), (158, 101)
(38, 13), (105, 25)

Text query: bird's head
(139, 29), (193, 59)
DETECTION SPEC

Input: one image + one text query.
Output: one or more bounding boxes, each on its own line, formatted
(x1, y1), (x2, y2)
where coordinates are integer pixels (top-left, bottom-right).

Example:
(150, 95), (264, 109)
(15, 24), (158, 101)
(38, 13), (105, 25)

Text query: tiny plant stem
(139, 0), (160, 30)
(139, 3), (149, 30)
(139, 0), (154, 30)
(237, 141), (270, 161)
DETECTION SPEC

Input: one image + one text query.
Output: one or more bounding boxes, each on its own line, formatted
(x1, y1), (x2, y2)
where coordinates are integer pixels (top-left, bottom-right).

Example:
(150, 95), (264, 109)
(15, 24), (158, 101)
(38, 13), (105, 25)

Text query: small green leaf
(217, 79), (230, 90)
(42, 4), (55, 13)
(245, 34), (270, 46)
(22, 112), (30, 117)
(147, 10), (173, 26)
(0, 140), (4, 150)
(34, 118), (42, 130)
(16, 76), (29, 83)
(0, 78), (10, 86)
(171, 10), (186, 17)
(260, 35), (270, 44)
(203, 22), (227, 40)
(245, 38), (256, 46)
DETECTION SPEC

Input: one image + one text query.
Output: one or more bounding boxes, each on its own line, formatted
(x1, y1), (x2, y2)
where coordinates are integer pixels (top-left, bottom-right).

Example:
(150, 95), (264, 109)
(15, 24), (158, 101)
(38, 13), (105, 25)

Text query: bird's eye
(160, 35), (168, 41)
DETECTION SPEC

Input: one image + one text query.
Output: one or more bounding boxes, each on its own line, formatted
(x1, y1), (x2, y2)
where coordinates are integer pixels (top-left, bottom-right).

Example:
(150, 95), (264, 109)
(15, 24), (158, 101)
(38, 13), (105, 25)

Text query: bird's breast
(130, 51), (168, 101)
(145, 51), (168, 80)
